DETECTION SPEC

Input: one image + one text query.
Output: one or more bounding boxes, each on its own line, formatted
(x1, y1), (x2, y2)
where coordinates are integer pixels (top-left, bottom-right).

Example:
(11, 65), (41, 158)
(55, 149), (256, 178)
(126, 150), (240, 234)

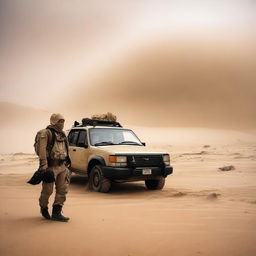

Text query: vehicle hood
(95, 145), (168, 155)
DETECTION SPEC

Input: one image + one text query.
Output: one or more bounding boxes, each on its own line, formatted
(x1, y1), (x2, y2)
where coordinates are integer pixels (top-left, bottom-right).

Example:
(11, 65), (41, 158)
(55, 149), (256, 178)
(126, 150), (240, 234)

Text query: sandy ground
(0, 143), (256, 256)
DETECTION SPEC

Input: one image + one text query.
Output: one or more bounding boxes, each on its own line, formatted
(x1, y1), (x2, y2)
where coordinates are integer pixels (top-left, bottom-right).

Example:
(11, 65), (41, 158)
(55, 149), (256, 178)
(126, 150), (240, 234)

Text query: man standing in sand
(36, 113), (71, 222)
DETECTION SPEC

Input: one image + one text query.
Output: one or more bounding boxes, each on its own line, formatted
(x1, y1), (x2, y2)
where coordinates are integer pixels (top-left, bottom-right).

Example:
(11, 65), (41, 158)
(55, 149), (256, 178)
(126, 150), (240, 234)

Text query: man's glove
(39, 159), (48, 171)
(42, 168), (55, 183)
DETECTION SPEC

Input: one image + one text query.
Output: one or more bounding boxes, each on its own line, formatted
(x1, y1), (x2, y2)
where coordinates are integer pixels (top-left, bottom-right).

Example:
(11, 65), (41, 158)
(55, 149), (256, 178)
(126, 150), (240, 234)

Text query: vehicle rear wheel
(145, 177), (165, 190)
(89, 165), (111, 193)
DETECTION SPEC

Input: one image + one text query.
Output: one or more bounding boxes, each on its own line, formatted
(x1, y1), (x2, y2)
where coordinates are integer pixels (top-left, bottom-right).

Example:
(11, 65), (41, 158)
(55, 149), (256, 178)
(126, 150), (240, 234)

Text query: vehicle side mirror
(142, 142), (146, 146)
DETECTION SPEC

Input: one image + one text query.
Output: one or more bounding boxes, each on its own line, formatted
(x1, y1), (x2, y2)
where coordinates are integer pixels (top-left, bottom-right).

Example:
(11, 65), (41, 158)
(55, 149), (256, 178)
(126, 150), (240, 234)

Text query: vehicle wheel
(145, 177), (165, 190)
(89, 165), (111, 193)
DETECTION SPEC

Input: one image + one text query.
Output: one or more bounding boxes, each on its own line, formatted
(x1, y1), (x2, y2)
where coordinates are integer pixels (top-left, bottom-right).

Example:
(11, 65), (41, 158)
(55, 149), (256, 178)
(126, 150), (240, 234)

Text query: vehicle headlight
(109, 155), (127, 167)
(163, 154), (170, 166)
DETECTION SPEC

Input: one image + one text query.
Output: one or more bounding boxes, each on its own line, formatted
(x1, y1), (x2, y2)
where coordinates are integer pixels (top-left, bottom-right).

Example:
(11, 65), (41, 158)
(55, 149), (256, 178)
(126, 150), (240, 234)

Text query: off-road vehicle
(67, 118), (173, 192)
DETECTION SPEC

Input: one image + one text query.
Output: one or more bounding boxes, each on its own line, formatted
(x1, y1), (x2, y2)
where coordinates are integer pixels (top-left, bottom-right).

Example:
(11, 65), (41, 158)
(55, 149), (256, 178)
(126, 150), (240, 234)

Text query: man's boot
(40, 207), (51, 220)
(52, 204), (70, 222)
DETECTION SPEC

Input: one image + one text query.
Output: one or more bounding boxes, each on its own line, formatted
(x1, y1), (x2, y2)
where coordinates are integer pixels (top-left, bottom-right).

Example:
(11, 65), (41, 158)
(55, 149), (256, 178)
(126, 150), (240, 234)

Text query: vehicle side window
(77, 130), (87, 147)
(68, 130), (79, 146)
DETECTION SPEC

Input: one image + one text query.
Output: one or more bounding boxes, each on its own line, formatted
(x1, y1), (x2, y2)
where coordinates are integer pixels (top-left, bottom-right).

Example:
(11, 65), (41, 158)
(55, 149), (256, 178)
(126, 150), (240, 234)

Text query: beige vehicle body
(67, 124), (173, 192)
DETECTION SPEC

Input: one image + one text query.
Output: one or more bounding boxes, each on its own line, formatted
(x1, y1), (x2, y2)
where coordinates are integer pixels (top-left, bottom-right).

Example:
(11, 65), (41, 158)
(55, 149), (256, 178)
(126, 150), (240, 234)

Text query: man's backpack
(34, 128), (56, 156)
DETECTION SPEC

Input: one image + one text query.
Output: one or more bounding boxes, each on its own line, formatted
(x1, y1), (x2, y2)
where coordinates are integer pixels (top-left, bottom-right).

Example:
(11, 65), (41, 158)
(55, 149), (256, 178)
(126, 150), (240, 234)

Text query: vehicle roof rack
(73, 118), (122, 128)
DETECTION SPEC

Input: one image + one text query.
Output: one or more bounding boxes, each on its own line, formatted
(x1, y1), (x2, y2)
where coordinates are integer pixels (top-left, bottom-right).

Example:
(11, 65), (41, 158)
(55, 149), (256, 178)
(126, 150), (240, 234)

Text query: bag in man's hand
(27, 168), (55, 185)
(27, 169), (45, 185)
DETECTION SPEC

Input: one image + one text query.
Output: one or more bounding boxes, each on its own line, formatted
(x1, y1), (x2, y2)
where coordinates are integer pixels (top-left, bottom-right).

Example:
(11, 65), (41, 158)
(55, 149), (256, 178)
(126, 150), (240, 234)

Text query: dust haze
(1, 0), (256, 153)
(62, 36), (256, 130)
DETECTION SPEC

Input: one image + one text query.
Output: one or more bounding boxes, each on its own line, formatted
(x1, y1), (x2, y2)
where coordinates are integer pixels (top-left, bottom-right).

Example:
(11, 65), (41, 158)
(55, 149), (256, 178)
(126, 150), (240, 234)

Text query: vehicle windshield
(89, 128), (143, 146)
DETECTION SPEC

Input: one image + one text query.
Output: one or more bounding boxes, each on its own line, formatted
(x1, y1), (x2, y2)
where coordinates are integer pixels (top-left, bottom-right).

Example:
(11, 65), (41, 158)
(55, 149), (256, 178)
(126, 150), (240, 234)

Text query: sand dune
(0, 102), (53, 153)
(1, 102), (255, 154)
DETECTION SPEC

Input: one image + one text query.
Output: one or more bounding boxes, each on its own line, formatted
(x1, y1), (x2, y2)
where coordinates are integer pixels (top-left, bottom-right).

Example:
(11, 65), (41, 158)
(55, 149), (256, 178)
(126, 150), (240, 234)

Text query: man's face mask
(56, 119), (65, 131)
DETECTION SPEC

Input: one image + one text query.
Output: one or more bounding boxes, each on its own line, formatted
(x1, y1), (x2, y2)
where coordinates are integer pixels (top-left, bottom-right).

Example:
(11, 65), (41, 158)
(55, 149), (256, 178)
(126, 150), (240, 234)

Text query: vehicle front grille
(127, 155), (163, 167)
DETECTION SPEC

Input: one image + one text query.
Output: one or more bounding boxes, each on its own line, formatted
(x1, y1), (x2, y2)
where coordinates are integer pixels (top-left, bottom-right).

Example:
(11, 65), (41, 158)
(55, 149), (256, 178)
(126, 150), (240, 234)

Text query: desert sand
(1, 129), (256, 256)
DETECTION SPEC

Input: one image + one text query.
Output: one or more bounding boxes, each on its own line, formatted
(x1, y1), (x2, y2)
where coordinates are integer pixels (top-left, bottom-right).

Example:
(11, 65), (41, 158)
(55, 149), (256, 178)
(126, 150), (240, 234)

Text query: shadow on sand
(5, 216), (58, 228)
(69, 174), (151, 196)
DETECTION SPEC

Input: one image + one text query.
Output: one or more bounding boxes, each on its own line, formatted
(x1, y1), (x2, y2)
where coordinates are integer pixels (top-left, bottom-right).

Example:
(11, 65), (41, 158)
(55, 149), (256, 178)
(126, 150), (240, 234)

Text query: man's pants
(39, 164), (71, 208)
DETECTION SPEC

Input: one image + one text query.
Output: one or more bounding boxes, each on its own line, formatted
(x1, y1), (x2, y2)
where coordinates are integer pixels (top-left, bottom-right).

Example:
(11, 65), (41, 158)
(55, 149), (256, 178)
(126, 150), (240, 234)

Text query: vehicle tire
(89, 165), (111, 193)
(145, 177), (165, 190)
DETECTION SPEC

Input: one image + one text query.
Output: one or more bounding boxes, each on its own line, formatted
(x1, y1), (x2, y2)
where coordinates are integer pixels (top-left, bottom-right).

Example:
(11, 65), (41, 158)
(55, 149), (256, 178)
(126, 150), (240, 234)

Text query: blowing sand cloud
(64, 36), (256, 130)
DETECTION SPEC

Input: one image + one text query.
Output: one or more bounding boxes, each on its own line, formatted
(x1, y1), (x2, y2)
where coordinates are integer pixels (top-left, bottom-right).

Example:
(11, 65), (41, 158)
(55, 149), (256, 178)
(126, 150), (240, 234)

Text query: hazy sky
(0, 0), (255, 109)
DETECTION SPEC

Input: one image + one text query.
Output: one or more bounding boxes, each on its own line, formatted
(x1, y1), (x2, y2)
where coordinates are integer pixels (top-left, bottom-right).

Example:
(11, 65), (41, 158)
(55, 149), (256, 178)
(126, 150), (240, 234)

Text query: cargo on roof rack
(73, 118), (122, 128)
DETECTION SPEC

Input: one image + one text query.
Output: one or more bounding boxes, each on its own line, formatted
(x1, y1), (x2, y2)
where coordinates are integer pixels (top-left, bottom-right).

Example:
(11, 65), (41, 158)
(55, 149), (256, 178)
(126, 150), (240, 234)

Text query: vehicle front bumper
(101, 166), (173, 180)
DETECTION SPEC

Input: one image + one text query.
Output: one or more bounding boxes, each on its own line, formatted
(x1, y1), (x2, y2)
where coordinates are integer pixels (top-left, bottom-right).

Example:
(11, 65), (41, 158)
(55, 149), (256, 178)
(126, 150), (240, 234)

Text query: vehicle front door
(68, 129), (89, 172)
(75, 130), (89, 172)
